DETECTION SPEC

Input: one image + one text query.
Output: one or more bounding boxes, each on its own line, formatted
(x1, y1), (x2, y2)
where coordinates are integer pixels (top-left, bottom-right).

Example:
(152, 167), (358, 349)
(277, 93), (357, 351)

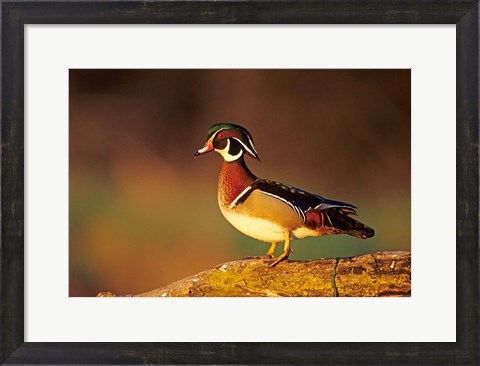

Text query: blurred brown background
(69, 69), (410, 296)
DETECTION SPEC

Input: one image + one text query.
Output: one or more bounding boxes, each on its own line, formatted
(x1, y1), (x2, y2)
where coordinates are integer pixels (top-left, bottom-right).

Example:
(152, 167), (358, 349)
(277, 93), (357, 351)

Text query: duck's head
(194, 123), (260, 162)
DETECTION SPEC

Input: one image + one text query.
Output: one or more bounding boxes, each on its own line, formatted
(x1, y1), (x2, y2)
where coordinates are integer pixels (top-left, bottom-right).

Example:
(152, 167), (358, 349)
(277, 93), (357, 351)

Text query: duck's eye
(217, 132), (226, 139)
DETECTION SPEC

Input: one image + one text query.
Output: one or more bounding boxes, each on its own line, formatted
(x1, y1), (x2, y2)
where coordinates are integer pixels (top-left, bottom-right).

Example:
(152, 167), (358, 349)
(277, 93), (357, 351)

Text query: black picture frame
(1, 1), (478, 364)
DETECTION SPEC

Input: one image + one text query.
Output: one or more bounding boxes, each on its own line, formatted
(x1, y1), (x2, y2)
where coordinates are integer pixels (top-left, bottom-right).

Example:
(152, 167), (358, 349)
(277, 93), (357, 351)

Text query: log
(97, 251), (410, 297)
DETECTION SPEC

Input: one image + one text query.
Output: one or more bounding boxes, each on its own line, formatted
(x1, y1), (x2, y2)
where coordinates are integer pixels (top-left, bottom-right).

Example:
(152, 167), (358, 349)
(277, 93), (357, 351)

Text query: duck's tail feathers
(305, 207), (375, 239)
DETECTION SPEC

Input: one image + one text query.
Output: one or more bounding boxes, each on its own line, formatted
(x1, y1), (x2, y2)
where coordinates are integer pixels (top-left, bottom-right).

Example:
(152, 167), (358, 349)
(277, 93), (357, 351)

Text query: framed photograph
(2, 0), (478, 364)
(69, 68), (410, 298)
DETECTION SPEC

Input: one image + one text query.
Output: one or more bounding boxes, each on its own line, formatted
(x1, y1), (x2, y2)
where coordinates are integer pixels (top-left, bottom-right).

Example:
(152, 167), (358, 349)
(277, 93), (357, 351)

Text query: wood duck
(194, 123), (374, 267)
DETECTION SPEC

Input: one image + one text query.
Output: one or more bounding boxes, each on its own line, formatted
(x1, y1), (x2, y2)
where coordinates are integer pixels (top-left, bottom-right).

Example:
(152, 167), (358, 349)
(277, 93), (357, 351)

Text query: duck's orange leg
(266, 242), (278, 258)
(269, 232), (291, 267)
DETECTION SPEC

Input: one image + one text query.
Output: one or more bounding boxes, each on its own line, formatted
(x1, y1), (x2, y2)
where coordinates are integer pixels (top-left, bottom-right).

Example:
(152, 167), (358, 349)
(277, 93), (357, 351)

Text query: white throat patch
(215, 139), (243, 162)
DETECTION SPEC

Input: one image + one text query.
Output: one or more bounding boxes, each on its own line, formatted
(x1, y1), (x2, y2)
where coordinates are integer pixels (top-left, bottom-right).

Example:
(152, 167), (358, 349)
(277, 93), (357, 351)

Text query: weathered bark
(97, 251), (410, 297)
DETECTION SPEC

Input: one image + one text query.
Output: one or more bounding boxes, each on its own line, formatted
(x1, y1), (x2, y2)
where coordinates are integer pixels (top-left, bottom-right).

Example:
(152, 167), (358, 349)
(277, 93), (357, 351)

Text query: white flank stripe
(259, 190), (305, 223)
(315, 203), (339, 210)
(229, 186), (253, 209)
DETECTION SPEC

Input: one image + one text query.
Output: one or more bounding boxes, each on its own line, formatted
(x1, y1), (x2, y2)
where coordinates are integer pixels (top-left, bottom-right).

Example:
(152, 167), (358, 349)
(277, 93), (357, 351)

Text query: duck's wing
(231, 178), (357, 216)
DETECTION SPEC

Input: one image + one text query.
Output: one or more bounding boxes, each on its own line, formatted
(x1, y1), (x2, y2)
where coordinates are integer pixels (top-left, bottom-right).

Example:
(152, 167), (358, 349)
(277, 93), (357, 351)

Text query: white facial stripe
(211, 127), (226, 139)
(215, 139), (243, 162)
(231, 137), (257, 158)
(229, 186), (252, 209)
(245, 133), (259, 156)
